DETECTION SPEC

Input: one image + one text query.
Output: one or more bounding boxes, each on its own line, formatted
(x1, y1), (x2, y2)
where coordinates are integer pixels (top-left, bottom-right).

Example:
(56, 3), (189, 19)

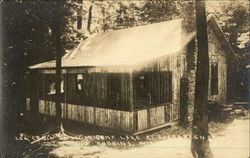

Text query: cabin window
(42, 74), (65, 101)
(45, 75), (56, 95)
(77, 15), (82, 30)
(46, 78), (64, 95)
(47, 82), (56, 95)
(107, 73), (121, 108)
(61, 80), (64, 93)
(76, 74), (83, 91)
(211, 63), (218, 95)
(134, 71), (172, 110)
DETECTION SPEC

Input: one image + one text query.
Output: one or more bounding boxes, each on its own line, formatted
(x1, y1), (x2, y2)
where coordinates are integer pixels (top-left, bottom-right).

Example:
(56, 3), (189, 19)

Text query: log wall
(32, 99), (175, 133)
(207, 26), (227, 104)
(119, 51), (185, 121)
(65, 72), (131, 111)
(26, 22), (231, 134)
(37, 100), (134, 133)
(26, 49), (186, 133)
(136, 103), (176, 131)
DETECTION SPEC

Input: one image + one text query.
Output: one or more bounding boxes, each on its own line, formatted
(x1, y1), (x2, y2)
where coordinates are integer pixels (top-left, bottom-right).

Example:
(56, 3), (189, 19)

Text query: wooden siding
(126, 51), (186, 121)
(36, 99), (177, 133)
(133, 71), (172, 109)
(149, 106), (165, 127)
(26, 19), (232, 134)
(65, 73), (131, 111)
(27, 49), (185, 133)
(38, 100), (134, 133)
(136, 104), (176, 131)
(207, 26), (227, 104)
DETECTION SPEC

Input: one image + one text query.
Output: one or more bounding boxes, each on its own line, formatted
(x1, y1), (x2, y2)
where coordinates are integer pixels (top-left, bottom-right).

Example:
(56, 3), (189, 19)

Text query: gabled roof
(29, 19), (195, 69)
(29, 15), (238, 70)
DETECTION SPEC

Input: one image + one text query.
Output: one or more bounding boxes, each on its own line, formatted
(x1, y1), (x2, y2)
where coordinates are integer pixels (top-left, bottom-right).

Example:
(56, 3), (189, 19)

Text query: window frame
(210, 62), (219, 95)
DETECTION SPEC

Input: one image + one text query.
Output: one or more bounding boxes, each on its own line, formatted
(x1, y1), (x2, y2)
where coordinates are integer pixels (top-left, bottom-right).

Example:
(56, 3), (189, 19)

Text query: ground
(12, 105), (249, 158)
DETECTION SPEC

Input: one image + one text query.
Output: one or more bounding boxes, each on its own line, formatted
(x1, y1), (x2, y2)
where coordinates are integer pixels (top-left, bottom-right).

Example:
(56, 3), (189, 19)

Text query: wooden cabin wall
(65, 72), (131, 111)
(27, 49), (187, 133)
(26, 71), (135, 133)
(38, 102), (135, 133)
(26, 25), (230, 133)
(131, 50), (187, 122)
(183, 25), (228, 124)
(136, 103), (176, 132)
(132, 71), (172, 109)
(207, 26), (227, 104)
(126, 50), (187, 131)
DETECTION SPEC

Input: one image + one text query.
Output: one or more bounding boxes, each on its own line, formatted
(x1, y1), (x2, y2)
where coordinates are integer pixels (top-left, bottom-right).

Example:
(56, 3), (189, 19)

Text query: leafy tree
(81, 0), (196, 34)
(214, 2), (249, 61)
(139, 0), (178, 24)
(1, 1), (80, 156)
(82, 1), (142, 32)
(3, 1), (80, 66)
(115, 1), (142, 29)
(210, 1), (249, 101)
(83, 0), (118, 33)
(177, 0), (196, 32)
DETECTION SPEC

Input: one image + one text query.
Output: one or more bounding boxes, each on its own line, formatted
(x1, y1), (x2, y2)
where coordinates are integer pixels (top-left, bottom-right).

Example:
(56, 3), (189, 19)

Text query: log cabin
(25, 15), (238, 135)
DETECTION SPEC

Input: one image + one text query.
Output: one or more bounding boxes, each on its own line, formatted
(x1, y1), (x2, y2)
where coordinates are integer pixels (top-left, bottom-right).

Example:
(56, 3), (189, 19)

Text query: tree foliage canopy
(3, 1), (248, 66)
(207, 1), (249, 62)
(2, 0), (80, 66)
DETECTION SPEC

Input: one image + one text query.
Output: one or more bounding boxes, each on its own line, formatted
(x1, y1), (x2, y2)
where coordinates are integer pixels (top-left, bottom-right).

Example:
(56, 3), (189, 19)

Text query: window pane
(211, 63), (218, 95)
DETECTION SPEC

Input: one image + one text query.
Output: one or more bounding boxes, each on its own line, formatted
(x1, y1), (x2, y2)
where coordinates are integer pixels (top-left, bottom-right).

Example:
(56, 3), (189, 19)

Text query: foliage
(82, 0), (195, 33)
(213, 1), (250, 61)
(114, 1), (142, 29)
(1, 1), (81, 149)
(2, 0), (80, 66)
(177, 0), (195, 32)
(94, 0), (119, 32)
(4, 1), (248, 66)
(139, 0), (178, 24)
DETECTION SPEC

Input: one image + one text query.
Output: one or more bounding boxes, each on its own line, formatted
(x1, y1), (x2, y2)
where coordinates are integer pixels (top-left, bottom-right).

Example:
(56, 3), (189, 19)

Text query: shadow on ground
(13, 103), (249, 158)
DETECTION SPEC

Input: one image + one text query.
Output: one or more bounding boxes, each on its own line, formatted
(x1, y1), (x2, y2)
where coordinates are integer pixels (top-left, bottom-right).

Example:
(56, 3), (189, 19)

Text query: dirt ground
(13, 105), (249, 158)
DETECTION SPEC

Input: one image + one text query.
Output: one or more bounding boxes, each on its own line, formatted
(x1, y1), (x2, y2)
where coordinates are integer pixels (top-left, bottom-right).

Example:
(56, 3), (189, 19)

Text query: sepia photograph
(0, 0), (249, 157)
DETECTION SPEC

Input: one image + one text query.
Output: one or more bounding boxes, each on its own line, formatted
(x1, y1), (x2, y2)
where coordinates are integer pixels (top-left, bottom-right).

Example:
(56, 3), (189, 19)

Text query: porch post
(129, 72), (137, 133)
(129, 72), (134, 112)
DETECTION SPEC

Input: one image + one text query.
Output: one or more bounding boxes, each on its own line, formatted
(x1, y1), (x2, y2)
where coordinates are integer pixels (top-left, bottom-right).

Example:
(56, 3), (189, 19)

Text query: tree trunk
(1, 2), (26, 157)
(87, 5), (93, 33)
(191, 0), (213, 157)
(55, 30), (62, 129)
(52, 1), (64, 130)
